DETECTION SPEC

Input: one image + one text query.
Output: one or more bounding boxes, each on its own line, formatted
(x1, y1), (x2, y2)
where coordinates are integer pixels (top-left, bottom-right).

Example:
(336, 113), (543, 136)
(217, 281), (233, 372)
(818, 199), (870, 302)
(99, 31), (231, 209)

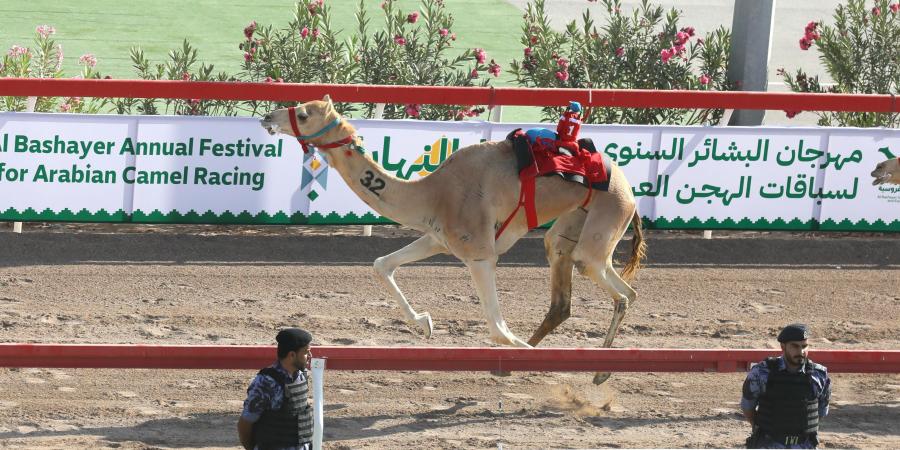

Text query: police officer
(237, 328), (314, 450)
(741, 323), (832, 449)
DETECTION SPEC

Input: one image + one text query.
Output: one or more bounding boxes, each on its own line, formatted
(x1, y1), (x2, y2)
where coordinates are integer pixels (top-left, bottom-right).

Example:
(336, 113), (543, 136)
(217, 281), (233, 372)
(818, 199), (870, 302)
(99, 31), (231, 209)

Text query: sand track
(1, 226), (898, 449)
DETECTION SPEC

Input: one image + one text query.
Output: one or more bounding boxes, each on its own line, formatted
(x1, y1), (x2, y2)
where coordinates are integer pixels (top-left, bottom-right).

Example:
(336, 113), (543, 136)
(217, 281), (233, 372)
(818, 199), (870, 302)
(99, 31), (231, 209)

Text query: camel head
(259, 95), (343, 144)
(871, 158), (900, 185)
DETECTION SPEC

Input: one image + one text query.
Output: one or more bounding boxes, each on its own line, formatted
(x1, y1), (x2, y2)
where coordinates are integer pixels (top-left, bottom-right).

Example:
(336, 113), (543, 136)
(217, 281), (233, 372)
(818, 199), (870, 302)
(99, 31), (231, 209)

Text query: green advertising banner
(1, 112), (898, 231)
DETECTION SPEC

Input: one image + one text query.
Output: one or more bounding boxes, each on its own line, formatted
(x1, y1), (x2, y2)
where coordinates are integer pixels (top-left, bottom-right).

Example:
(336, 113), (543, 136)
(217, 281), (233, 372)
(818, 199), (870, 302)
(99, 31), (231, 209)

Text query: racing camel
(261, 96), (646, 384)
(871, 157), (900, 185)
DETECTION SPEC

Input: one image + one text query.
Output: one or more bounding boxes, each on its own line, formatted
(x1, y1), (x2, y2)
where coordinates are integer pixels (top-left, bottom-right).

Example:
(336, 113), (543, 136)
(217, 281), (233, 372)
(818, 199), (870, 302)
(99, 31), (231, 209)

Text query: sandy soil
(0, 223), (898, 449)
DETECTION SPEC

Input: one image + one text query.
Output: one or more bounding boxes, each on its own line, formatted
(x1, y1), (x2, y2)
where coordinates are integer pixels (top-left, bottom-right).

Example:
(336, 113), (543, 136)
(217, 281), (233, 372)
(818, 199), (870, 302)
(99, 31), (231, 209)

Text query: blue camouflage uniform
(241, 361), (311, 450)
(741, 356), (831, 449)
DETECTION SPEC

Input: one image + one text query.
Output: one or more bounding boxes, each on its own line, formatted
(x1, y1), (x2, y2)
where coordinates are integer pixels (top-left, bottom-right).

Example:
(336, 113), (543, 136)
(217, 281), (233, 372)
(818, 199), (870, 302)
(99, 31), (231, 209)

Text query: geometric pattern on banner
(301, 152), (328, 190)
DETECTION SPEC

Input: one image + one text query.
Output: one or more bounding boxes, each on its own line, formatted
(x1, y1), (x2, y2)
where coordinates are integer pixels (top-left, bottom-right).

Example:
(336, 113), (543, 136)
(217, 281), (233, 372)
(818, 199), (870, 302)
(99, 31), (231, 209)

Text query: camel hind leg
(528, 208), (588, 347)
(572, 199), (642, 385)
(373, 234), (447, 338)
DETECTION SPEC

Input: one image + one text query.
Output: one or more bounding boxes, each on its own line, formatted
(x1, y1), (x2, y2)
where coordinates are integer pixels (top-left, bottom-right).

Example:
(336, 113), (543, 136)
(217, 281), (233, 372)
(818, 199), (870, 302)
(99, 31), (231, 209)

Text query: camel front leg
(374, 235), (447, 338)
(466, 258), (531, 348)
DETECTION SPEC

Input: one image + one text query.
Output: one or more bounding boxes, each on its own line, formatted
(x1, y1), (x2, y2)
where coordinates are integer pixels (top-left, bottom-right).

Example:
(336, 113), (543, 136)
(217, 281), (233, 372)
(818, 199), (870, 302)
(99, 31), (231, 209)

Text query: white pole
(703, 230), (713, 239)
(311, 358), (326, 450)
(12, 97), (38, 234)
(490, 105), (503, 123)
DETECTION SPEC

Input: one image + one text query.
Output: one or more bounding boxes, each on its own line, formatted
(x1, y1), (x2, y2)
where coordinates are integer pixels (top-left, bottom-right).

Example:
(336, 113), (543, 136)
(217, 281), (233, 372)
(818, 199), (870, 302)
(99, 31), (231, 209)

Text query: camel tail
(620, 211), (646, 283)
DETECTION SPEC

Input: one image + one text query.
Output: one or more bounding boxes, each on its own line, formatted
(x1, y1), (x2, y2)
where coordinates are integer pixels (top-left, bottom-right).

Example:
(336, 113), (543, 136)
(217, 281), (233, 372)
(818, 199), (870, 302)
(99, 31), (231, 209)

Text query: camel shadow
(822, 402), (900, 436)
(0, 401), (502, 447)
(0, 412), (240, 448)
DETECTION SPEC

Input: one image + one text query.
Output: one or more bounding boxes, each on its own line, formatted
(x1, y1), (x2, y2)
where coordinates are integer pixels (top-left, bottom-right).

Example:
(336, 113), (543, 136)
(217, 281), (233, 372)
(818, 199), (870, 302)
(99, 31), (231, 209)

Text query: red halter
(287, 106), (353, 153)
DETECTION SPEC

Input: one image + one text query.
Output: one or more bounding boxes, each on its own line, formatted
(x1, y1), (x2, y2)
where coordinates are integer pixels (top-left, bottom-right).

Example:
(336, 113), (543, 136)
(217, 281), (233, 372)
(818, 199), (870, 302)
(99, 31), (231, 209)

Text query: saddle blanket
(507, 127), (611, 190)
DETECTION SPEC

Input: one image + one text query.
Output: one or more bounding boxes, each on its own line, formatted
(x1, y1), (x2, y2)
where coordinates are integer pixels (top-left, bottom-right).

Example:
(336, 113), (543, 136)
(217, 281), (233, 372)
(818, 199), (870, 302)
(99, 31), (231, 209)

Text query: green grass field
(0, 0), (547, 120)
(0, 0), (523, 83)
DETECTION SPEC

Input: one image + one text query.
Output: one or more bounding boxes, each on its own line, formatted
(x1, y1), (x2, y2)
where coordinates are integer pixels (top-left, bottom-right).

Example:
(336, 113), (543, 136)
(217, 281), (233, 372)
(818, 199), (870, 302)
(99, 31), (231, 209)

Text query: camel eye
(297, 110), (309, 122)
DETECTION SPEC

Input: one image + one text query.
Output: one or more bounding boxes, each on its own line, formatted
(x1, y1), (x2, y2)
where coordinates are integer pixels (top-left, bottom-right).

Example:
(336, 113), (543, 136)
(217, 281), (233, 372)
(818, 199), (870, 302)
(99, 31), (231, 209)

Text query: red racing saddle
(495, 128), (612, 240)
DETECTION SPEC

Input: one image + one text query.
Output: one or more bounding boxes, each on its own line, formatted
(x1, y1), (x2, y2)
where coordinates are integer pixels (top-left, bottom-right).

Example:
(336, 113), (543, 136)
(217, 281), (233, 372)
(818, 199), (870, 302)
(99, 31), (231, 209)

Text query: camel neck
(319, 130), (431, 230)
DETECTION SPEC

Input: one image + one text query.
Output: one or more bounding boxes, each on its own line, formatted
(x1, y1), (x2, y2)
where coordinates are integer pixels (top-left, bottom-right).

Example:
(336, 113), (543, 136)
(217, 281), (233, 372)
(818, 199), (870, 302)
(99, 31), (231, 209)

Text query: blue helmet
(568, 101), (582, 113)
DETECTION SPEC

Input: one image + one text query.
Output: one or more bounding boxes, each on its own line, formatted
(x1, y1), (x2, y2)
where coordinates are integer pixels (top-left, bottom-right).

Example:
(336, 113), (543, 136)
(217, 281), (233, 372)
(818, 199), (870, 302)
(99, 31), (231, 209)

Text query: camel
(260, 96), (646, 384)
(871, 157), (900, 185)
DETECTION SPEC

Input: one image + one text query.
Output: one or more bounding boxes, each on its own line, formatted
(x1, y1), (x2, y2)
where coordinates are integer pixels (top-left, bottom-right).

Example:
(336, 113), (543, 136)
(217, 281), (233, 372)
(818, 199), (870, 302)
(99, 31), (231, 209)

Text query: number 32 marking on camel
(360, 170), (385, 196)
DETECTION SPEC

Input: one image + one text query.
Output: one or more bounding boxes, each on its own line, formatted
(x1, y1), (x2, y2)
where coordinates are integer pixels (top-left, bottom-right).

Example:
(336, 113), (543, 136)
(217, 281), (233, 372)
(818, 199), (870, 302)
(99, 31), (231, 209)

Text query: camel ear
(322, 94), (332, 106)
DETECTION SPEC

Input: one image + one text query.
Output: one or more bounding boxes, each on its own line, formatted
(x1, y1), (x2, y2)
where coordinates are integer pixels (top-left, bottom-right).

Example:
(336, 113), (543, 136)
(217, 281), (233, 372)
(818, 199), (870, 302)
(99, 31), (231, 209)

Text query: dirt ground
(0, 223), (898, 449)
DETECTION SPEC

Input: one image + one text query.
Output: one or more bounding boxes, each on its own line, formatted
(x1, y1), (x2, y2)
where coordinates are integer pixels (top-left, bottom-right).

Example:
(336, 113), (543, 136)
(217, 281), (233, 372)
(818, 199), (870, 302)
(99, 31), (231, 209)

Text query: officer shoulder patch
(807, 360), (828, 373)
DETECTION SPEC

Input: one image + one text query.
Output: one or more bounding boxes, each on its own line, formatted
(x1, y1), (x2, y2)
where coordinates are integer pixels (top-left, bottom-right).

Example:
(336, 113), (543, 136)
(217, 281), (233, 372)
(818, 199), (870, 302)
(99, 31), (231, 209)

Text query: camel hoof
(490, 370), (512, 377)
(416, 313), (433, 339)
(593, 372), (612, 385)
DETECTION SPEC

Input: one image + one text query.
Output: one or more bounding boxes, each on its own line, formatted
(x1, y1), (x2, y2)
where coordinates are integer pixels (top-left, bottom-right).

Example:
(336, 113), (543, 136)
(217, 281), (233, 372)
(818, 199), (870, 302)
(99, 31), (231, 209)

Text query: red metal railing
(1, 344), (897, 373)
(0, 78), (898, 112)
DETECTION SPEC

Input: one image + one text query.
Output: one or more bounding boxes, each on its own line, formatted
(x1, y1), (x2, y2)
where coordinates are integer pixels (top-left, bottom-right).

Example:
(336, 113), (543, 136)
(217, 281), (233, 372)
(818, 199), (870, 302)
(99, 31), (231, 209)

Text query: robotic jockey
(555, 101), (583, 153)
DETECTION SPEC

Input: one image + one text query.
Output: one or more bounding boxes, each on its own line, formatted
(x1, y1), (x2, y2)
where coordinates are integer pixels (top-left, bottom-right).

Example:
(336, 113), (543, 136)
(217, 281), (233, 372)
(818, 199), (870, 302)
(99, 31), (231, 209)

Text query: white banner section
(1, 112), (898, 231)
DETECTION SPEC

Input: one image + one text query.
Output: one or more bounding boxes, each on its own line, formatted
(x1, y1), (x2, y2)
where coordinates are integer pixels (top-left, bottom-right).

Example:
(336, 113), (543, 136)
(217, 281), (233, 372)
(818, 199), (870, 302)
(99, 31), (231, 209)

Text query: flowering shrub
(510, 0), (733, 125)
(1, 25), (104, 113)
(348, 0), (491, 120)
(779, 0), (900, 127)
(241, 0), (493, 120)
(239, 0), (355, 115)
(109, 41), (240, 116)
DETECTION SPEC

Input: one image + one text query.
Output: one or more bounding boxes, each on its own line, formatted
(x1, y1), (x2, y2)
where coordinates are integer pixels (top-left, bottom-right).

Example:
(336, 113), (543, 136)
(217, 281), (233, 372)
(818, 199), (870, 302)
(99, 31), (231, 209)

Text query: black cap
(777, 323), (810, 343)
(276, 328), (313, 353)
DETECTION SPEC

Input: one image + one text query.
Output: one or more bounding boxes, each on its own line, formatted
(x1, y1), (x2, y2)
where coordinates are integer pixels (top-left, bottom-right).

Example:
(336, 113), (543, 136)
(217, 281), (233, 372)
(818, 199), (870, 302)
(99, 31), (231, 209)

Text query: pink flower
(244, 52), (253, 62)
(805, 21), (818, 33)
(182, 72), (190, 81)
(404, 104), (421, 117)
(450, 33), (456, 41)
(59, 103), (71, 113)
(474, 48), (486, 64)
(556, 57), (569, 70)
(244, 21), (257, 40)
(615, 47), (624, 57)
(680, 26), (695, 37)
(699, 74), (711, 85)
(300, 27), (309, 38)
(407, 11), (419, 23)
(799, 37), (812, 50)
(488, 59), (501, 77)
(529, 36), (538, 45)
(555, 70), (569, 82)
(380, 1), (387, 9)
(394, 35), (406, 45)
(307, 0), (323, 14)
(78, 53), (97, 67)
(470, 68), (478, 79)
(804, 30), (820, 41)
(8, 45), (28, 58)
(872, 6), (881, 15)
(524, 47), (533, 57)
(784, 110), (801, 118)
(312, 28), (320, 39)
(673, 44), (685, 55)
(675, 31), (690, 46)
(660, 47), (674, 63)
(439, 28), (449, 37)
(36, 25), (56, 39)
(891, 3), (900, 13)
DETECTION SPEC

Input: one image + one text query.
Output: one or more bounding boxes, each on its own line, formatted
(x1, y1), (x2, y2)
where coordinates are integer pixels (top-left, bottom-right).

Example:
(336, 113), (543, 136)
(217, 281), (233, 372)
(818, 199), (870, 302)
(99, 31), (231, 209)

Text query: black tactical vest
(755, 357), (819, 440)
(253, 367), (314, 450)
